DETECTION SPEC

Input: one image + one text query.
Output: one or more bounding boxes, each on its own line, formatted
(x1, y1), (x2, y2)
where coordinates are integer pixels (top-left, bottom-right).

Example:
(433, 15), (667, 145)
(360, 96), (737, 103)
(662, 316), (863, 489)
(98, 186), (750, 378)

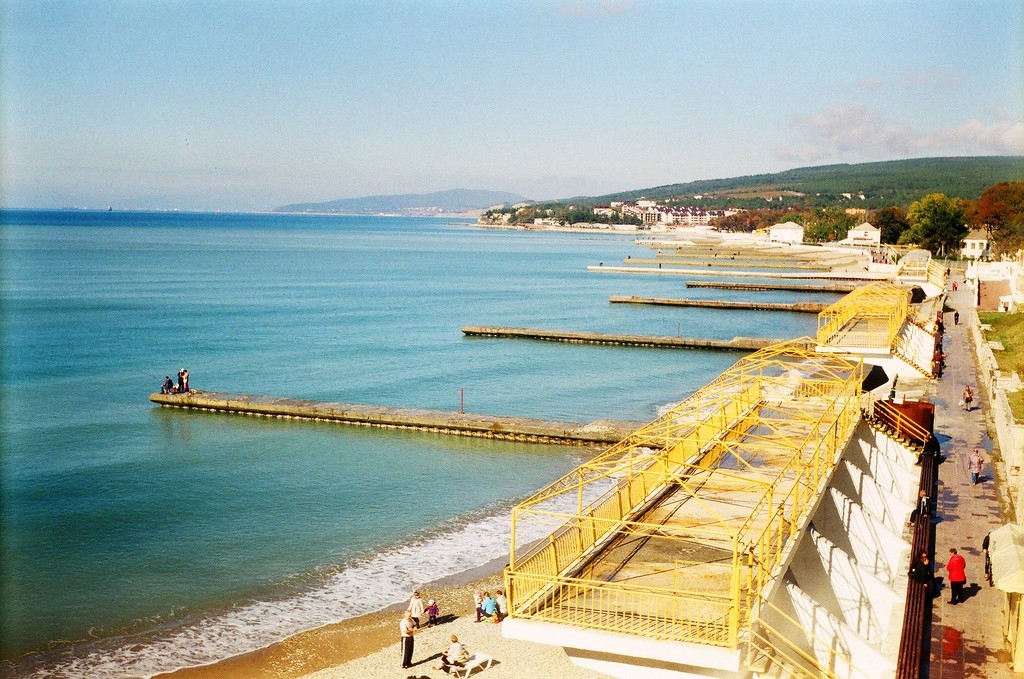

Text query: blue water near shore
(0, 210), (826, 677)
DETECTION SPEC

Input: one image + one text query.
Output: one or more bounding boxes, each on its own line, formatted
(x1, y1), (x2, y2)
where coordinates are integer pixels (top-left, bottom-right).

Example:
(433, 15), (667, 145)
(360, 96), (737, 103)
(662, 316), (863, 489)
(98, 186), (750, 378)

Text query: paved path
(927, 281), (1020, 677)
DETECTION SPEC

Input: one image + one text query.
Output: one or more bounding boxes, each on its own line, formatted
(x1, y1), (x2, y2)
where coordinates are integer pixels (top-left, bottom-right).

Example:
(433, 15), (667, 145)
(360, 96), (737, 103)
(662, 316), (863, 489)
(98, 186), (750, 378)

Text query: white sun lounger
(450, 652), (494, 677)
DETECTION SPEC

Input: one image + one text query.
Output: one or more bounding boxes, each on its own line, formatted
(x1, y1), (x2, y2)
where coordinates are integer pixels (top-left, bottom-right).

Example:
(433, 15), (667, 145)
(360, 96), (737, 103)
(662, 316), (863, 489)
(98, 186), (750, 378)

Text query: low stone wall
(969, 312), (1024, 521)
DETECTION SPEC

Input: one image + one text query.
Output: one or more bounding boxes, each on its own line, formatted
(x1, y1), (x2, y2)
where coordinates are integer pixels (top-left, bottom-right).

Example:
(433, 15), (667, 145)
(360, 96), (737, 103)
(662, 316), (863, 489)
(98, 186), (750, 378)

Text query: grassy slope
(573, 156), (1024, 207)
(979, 311), (1024, 420)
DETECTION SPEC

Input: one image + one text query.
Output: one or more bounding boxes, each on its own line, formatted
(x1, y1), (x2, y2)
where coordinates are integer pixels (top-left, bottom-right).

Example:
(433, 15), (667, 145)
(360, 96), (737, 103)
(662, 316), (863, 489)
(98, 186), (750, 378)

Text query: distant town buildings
(599, 200), (737, 227)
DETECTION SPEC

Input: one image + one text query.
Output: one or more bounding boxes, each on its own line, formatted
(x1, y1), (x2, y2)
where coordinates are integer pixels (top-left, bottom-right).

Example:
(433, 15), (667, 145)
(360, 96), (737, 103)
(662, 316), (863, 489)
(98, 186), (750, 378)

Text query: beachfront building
(503, 283), (950, 678)
(962, 228), (992, 260)
(846, 222), (882, 246)
(769, 220), (804, 244)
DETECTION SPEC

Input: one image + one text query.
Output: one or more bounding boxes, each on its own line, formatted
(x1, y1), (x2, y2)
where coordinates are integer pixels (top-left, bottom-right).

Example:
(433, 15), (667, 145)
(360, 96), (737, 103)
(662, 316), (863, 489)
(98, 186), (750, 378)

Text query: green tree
(802, 207), (855, 243)
(900, 193), (968, 256)
(871, 207), (910, 244)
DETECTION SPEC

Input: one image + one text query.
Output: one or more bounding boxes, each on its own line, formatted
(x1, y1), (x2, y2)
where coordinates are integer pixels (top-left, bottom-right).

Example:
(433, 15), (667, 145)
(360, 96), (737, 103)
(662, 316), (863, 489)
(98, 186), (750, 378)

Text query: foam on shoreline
(3, 486), (585, 679)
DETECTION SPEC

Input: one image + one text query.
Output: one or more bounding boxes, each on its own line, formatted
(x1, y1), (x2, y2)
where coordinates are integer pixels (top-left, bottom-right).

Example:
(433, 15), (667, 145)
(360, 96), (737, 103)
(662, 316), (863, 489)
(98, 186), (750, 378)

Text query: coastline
(153, 557), (510, 679)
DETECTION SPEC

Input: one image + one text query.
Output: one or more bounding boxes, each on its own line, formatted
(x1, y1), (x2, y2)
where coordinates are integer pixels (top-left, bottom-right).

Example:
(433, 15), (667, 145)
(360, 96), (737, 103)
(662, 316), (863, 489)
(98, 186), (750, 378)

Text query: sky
(2, 0), (1022, 211)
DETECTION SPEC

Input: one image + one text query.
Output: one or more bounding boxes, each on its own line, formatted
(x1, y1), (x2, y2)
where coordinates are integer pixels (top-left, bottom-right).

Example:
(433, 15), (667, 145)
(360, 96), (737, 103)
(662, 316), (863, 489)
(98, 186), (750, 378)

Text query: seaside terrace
(503, 340), (866, 675)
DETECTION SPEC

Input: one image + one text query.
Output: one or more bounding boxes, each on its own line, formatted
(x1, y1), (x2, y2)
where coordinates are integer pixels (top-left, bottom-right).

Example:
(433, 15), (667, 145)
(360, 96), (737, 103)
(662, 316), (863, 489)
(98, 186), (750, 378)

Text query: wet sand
(154, 558), (602, 679)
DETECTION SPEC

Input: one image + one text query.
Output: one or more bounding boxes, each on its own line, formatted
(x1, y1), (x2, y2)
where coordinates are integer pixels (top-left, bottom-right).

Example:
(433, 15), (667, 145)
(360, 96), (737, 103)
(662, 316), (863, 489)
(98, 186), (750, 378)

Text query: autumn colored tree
(899, 193), (967, 256)
(975, 182), (1024, 254)
(871, 207), (910, 244)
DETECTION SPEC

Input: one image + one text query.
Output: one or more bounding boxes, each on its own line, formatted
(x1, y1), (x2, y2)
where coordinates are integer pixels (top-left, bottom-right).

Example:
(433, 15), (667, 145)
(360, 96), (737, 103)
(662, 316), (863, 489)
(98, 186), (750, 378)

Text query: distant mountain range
(274, 157), (1024, 217)
(274, 189), (528, 216)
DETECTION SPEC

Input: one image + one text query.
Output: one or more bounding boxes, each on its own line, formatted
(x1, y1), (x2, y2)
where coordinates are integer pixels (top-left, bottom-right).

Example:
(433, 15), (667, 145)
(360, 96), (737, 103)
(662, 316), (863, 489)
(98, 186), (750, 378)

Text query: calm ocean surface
(0, 210), (828, 677)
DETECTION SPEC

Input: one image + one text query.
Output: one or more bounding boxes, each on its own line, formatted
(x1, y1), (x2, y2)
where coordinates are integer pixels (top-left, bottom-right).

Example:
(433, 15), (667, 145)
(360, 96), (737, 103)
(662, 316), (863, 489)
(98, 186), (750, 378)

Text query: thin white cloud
(854, 77), (885, 91)
(774, 103), (1024, 164)
(554, 0), (640, 18)
(854, 69), (963, 92)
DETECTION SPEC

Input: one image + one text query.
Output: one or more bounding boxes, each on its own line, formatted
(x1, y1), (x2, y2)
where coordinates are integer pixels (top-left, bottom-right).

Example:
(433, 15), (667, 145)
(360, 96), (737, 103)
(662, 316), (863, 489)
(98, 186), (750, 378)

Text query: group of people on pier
(160, 368), (190, 394)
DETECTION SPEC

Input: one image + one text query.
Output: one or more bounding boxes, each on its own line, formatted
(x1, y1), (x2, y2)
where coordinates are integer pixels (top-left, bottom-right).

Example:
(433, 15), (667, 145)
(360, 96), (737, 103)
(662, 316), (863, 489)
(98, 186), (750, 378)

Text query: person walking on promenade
(963, 385), (974, 411)
(969, 448), (985, 485)
(399, 610), (417, 669)
(407, 590), (425, 628)
(954, 310), (960, 325)
(946, 548), (968, 604)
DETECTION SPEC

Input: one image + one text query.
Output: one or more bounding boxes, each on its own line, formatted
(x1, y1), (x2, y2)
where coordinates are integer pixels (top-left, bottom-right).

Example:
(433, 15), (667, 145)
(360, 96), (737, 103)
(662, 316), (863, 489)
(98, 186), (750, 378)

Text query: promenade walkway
(928, 282), (1020, 677)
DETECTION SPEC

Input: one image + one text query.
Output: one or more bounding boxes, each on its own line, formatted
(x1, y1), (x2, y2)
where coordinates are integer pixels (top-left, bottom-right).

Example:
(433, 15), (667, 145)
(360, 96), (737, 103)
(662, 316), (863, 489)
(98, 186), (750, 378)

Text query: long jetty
(609, 295), (828, 313)
(150, 391), (642, 445)
(461, 326), (786, 351)
(685, 281), (858, 293)
(587, 265), (891, 281)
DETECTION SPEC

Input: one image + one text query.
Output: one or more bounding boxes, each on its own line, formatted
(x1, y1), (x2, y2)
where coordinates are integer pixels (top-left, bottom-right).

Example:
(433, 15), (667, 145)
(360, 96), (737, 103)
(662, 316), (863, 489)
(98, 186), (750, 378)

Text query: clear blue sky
(2, 0), (1022, 211)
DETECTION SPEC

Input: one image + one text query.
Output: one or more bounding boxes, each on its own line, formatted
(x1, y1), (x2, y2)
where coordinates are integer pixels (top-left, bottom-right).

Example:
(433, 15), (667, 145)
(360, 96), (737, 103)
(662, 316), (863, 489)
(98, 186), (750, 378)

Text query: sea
(0, 210), (831, 678)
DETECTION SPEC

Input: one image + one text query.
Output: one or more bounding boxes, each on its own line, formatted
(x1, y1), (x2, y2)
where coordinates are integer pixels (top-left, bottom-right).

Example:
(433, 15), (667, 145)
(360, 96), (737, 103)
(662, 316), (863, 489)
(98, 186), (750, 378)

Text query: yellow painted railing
(506, 340), (863, 649)
(816, 282), (910, 348)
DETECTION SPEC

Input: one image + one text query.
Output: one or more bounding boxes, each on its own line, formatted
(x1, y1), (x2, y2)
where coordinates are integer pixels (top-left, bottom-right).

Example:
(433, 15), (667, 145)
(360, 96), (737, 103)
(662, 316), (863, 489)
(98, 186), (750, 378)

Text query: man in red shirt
(946, 548), (967, 604)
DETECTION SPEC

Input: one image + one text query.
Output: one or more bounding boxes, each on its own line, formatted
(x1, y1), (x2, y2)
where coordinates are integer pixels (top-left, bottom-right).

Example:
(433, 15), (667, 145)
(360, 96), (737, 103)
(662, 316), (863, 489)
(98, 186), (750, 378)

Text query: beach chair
(449, 652), (494, 677)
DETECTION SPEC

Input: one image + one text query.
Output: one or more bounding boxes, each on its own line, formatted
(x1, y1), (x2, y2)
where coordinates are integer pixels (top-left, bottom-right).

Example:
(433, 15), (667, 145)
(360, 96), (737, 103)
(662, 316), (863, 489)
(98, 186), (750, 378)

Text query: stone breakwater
(150, 391), (643, 445)
(461, 325), (795, 351)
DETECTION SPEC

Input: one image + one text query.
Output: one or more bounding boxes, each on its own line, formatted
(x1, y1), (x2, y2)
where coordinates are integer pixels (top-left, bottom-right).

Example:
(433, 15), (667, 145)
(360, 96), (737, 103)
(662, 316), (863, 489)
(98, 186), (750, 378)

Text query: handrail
(864, 397), (932, 447)
(506, 341), (864, 651)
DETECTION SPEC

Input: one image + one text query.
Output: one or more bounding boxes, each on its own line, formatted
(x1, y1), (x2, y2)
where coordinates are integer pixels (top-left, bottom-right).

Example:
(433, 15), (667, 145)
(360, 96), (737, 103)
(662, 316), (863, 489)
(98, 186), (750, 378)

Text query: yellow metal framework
(816, 281), (910, 348)
(505, 339), (863, 651)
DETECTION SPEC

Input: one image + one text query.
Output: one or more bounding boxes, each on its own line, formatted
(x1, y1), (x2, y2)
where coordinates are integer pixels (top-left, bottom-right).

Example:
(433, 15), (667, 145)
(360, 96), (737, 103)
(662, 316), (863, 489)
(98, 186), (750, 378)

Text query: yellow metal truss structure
(505, 339), (863, 650)
(816, 281), (910, 348)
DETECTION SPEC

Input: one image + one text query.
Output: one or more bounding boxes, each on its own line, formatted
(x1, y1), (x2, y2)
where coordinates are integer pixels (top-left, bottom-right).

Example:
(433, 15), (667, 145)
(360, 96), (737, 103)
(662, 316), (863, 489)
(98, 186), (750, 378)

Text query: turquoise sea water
(0, 211), (826, 677)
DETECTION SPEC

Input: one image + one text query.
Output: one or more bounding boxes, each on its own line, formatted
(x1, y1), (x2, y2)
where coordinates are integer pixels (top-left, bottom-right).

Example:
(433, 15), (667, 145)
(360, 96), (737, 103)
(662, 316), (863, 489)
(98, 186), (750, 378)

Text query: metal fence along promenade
(504, 339), (864, 651)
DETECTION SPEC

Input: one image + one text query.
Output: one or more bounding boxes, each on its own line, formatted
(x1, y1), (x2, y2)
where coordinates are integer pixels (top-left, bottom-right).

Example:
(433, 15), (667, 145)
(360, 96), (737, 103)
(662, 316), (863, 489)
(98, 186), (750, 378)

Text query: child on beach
(425, 599), (439, 626)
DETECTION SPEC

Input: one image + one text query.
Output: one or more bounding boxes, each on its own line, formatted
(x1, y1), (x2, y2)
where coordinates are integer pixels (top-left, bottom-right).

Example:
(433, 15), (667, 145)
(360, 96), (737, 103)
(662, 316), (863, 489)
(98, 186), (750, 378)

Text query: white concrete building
(847, 222), (882, 246)
(962, 229), (992, 260)
(769, 221), (804, 244)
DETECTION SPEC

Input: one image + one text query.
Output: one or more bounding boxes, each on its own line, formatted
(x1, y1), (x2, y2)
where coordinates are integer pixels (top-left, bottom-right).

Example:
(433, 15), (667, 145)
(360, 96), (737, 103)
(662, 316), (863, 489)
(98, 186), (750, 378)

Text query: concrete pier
(685, 281), (858, 293)
(461, 325), (787, 351)
(150, 391), (642, 445)
(622, 258), (831, 271)
(609, 295), (828, 313)
(588, 264), (891, 281)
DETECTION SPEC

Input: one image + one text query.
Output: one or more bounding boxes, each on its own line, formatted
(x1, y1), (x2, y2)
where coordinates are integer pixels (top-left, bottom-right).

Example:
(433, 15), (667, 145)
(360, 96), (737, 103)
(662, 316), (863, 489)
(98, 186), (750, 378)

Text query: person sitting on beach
(434, 634), (467, 673)
(161, 375), (175, 394)
(481, 592), (497, 620)
(425, 599), (439, 626)
(495, 589), (508, 622)
(407, 590), (425, 628)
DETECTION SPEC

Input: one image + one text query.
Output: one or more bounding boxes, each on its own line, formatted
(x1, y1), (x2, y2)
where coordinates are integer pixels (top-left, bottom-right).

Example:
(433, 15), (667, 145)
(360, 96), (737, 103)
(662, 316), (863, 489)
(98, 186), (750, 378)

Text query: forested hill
(274, 189), (527, 215)
(578, 156), (1024, 209)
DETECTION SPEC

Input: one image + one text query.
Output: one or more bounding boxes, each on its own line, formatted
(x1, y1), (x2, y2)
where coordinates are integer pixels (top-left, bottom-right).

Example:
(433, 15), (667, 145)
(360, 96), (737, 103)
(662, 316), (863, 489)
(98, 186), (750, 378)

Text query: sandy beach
(156, 562), (606, 679)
